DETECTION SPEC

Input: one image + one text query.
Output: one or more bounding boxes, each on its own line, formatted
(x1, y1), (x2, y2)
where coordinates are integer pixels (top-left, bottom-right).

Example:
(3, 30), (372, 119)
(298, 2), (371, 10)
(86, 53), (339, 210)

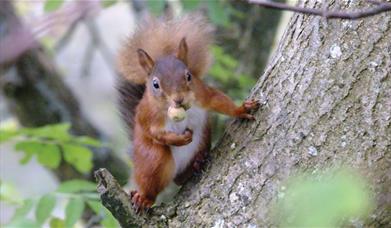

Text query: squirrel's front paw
(171, 128), (193, 146)
(130, 190), (153, 214)
(238, 99), (260, 120)
(243, 99), (259, 111)
(181, 128), (193, 145)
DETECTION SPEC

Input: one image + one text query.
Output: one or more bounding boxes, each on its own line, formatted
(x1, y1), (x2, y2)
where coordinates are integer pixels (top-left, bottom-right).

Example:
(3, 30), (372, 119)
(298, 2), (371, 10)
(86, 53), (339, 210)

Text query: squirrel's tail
(117, 13), (214, 84)
(116, 77), (145, 135)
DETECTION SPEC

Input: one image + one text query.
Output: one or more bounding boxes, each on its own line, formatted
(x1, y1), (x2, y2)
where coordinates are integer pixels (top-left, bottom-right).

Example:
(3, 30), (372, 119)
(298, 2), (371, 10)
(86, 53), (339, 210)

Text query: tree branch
(248, 0), (391, 19)
(95, 168), (141, 227)
(0, 1), (96, 65)
(95, 168), (174, 227)
(54, 16), (83, 53)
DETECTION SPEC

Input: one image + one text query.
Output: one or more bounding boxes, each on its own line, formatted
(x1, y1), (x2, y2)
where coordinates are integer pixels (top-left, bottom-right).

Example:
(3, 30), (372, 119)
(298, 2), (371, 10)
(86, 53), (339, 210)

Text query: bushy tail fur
(116, 14), (214, 134)
(117, 13), (214, 84)
(116, 78), (145, 135)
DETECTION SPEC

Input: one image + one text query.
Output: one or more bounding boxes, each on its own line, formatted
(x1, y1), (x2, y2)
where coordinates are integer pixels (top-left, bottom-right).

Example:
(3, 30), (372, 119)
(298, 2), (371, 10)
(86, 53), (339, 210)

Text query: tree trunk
(97, 0), (390, 227)
(0, 0), (129, 183)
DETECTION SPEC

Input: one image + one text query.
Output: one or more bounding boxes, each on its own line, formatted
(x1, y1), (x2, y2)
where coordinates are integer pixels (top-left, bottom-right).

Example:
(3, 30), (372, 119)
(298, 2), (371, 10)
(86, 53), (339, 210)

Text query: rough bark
(97, 0), (390, 226)
(0, 1), (129, 183)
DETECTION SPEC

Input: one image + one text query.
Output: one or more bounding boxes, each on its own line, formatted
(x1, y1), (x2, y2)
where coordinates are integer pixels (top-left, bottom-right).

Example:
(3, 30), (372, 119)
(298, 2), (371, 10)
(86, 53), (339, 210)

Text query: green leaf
(11, 199), (34, 221)
(57, 180), (96, 193)
(72, 136), (102, 147)
(37, 143), (61, 168)
(86, 200), (102, 214)
(36, 194), (56, 225)
(62, 144), (93, 173)
(19, 151), (34, 164)
(44, 0), (64, 12)
(0, 182), (23, 205)
(101, 212), (120, 228)
(23, 123), (71, 141)
(15, 140), (41, 153)
(15, 140), (39, 164)
(15, 140), (61, 168)
(50, 217), (65, 228)
(65, 197), (85, 228)
(147, 0), (165, 15)
(87, 201), (119, 228)
(101, 0), (117, 8)
(0, 129), (19, 143)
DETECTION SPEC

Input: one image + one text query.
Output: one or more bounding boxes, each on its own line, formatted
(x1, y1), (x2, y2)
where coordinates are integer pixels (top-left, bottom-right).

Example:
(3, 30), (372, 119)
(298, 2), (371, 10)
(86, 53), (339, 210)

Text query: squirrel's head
(137, 38), (195, 110)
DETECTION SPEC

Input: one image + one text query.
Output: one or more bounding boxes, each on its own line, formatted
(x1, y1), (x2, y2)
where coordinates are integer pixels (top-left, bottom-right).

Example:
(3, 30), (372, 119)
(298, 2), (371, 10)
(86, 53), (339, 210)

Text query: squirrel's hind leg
(131, 142), (175, 212)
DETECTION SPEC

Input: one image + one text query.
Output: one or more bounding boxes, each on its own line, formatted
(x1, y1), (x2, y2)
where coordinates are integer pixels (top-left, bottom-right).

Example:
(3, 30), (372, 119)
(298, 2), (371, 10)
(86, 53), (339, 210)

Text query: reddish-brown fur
(174, 121), (211, 185)
(117, 14), (259, 212)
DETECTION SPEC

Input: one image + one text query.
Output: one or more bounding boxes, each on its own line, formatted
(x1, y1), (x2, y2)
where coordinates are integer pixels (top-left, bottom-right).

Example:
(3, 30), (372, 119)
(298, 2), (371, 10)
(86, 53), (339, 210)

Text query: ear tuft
(176, 37), (188, 65)
(137, 49), (155, 75)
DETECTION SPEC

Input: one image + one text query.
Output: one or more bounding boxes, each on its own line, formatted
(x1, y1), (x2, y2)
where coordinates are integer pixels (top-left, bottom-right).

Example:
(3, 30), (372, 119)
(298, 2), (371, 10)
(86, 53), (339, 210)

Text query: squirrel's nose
(174, 98), (184, 107)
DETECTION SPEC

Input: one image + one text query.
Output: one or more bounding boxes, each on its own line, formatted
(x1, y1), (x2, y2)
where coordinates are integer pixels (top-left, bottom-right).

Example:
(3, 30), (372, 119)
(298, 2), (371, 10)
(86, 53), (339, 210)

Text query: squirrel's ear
(137, 49), (155, 75)
(177, 37), (188, 65)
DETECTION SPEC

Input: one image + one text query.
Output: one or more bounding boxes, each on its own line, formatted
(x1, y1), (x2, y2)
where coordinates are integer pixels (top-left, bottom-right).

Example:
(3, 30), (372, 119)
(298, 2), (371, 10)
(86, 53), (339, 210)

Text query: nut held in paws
(168, 106), (186, 122)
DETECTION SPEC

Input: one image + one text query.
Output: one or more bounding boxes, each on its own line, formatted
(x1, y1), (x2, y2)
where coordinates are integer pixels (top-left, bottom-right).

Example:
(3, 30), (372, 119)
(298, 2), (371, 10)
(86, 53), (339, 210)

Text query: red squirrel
(117, 14), (259, 211)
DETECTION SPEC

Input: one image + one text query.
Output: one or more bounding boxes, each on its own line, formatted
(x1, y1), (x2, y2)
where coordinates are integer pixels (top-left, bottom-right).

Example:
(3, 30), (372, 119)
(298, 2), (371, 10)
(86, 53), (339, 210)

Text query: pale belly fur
(164, 106), (208, 176)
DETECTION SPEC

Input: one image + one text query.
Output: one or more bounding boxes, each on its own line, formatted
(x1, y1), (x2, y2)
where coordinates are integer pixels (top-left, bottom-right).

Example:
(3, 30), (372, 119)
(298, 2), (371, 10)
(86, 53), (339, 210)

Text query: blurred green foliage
(0, 123), (100, 173)
(44, 0), (63, 12)
(0, 182), (23, 205)
(43, 0), (117, 12)
(1, 180), (118, 228)
(147, 0), (166, 15)
(274, 169), (374, 227)
(208, 45), (256, 144)
(209, 45), (256, 100)
(182, 0), (232, 26)
(102, 0), (118, 8)
(147, 0), (232, 27)
(0, 121), (117, 227)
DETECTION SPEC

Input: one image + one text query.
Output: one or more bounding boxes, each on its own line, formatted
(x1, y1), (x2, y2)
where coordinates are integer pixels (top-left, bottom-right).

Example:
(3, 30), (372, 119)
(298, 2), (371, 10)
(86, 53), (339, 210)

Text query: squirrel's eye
(152, 79), (160, 89)
(186, 72), (192, 82)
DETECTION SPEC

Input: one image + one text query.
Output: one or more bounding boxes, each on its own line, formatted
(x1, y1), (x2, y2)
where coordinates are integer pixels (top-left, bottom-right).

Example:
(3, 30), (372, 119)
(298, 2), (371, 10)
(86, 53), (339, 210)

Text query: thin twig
(248, 0), (391, 19)
(54, 17), (83, 52)
(84, 19), (115, 74)
(80, 41), (95, 78)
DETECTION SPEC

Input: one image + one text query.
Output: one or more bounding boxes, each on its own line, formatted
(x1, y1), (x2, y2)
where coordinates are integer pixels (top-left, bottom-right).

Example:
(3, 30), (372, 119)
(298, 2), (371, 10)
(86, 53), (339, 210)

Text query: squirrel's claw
(129, 190), (152, 214)
(243, 99), (260, 111)
(237, 99), (260, 120)
(240, 113), (256, 121)
(192, 149), (208, 175)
